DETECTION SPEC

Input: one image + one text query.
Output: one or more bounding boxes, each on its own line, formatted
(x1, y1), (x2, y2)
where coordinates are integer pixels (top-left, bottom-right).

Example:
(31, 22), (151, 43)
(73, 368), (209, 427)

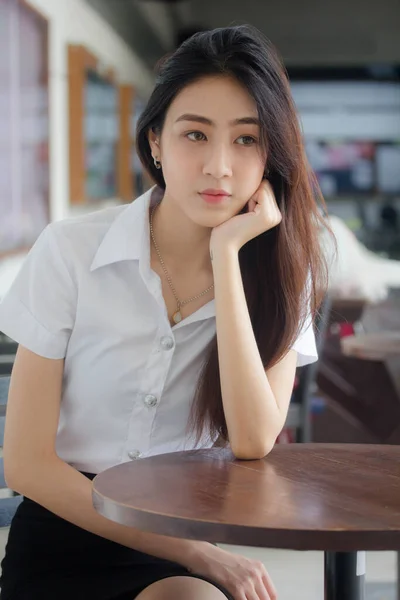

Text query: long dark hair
(136, 25), (333, 445)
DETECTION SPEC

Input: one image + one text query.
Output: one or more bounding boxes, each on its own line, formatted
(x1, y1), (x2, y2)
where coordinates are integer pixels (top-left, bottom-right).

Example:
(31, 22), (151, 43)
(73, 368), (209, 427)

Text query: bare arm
(4, 346), (211, 568)
(211, 247), (298, 460)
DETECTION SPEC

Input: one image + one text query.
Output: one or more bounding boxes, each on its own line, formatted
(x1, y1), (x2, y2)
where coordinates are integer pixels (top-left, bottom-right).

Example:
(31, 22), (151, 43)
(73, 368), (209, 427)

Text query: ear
(148, 128), (161, 160)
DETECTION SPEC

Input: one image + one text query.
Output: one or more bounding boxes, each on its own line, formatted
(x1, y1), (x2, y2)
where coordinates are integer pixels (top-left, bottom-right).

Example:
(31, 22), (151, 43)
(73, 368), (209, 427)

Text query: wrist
(210, 242), (239, 265)
(183, 540), (218, 571)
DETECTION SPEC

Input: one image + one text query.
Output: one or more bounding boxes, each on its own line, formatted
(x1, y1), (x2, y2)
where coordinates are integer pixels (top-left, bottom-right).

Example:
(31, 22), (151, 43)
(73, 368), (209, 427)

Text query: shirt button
(128, 449), (142, 460)
(144, 394), (158, 408)
(160, 336), (174, 351)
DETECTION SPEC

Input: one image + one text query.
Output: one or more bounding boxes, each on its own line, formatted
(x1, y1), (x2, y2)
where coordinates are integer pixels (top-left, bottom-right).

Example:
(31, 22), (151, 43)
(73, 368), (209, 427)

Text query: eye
(186, 131), (207, 142)
(236, 135), (258, 146)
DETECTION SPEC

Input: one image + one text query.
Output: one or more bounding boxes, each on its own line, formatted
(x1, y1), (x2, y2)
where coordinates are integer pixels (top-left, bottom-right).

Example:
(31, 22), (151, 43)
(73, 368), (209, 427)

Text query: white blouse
(0, 188), (317, 474)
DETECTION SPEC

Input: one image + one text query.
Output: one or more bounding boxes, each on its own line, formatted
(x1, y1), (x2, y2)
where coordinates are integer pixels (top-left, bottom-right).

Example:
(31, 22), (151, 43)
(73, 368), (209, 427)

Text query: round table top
(341, 332), (400, 360)
(93, 444), (400, 552)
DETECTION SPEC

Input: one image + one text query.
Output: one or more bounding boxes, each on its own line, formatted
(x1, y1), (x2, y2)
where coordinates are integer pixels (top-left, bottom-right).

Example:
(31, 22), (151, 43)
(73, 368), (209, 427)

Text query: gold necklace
(150, 204), (214, 325)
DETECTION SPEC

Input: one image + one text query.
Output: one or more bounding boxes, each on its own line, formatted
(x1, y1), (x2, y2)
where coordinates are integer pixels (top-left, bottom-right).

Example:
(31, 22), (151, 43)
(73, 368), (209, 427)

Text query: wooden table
(317, 333), (400, 444)
(342, 331), (400, 600)
(93, 444), (400, 600)
(329, 298), (367, 329)
(342, 331), (400, 361)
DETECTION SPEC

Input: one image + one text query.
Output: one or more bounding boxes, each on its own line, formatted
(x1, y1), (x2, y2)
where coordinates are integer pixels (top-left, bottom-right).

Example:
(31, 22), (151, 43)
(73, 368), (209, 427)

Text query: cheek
(162, 140), (199, 179)
(235, 152), (265, 184)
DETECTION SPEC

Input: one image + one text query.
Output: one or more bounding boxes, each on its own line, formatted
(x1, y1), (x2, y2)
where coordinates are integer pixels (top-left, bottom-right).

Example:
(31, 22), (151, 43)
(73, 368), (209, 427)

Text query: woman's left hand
(210, 180), (282, 254)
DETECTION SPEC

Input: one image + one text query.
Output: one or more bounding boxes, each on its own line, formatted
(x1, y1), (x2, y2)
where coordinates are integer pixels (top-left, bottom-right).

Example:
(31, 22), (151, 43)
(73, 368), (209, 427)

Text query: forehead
(166, 76), (258, 123)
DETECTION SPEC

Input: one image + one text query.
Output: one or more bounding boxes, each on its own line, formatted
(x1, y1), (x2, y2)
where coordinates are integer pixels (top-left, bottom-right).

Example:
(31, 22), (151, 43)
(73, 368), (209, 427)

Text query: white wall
(291, 82), (400, 140)
(26, 0), (154, 222)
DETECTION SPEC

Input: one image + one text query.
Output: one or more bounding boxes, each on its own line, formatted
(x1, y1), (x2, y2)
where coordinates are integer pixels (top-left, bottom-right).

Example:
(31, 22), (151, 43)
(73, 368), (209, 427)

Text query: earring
(153, 157), (161, 170)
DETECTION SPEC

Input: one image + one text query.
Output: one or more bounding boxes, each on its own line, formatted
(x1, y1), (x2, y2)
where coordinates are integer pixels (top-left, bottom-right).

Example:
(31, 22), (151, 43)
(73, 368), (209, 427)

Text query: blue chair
(0, 376), (22, 527)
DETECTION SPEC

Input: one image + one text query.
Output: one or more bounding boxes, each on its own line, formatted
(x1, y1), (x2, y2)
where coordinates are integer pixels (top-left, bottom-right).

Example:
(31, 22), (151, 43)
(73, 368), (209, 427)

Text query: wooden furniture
(342, 331), (400, 361)
(68, 45), (133, 204)
(341, 331), (400, 600)
(317, 335), (400, 443)
(327, 298), (367, 328)
(339, 332), (400, 443)
(93, 445), (400, 600)
(316, 297), (400, 444)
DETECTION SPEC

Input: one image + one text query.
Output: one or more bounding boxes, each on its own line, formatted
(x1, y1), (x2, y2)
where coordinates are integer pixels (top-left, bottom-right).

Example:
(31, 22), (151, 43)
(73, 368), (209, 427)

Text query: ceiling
(86, 0), (400, 72)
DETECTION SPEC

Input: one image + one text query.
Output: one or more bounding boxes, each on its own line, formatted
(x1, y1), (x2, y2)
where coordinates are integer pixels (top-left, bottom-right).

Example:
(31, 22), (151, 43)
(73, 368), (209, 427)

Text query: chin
(191, 215), (223, 229)
(186, 207), (225, 228)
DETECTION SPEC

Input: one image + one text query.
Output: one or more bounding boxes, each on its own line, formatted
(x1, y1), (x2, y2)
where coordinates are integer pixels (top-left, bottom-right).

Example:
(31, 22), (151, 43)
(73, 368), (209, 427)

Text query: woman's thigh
(136, 576), (229, 600)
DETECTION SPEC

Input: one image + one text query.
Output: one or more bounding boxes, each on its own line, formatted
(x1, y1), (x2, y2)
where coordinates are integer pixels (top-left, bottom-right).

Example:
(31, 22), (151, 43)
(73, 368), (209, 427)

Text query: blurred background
(0, 0), (399, 258)
(1, 2), (400, 597)
(1, 0), (400, 442)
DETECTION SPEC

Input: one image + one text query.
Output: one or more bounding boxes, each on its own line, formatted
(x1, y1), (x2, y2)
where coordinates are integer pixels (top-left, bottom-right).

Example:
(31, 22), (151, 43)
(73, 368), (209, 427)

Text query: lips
(200, 189), (230, 196)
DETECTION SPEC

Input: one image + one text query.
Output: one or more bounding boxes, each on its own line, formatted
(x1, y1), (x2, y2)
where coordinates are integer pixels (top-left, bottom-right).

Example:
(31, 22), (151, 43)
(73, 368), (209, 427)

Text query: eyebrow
(175, 113), (260, 127)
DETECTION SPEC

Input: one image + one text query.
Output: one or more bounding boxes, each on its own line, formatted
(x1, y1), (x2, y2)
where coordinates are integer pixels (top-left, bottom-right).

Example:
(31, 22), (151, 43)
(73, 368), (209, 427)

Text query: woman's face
(149, 75), (266, 228)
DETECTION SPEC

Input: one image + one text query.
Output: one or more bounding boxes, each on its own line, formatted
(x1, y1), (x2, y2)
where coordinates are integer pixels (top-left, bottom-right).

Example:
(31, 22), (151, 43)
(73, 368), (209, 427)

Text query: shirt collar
(90, 186), (216, 324)
(90, 187), (155, 272)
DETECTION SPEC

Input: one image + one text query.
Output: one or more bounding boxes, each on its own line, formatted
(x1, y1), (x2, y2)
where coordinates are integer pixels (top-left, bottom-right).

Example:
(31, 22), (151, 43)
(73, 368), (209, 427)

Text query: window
(0, 0), (49, 255)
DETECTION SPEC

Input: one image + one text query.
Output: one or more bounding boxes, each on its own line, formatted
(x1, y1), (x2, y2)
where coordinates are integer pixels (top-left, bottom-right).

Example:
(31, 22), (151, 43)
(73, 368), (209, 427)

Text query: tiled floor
(367, 583), (396, 600)
(219, 546), (397, 599)
(0, 530), (395, 599)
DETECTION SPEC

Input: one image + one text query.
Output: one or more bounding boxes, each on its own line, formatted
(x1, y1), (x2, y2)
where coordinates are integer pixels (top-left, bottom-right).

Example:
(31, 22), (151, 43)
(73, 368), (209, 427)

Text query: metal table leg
(325, 552), (366, 600)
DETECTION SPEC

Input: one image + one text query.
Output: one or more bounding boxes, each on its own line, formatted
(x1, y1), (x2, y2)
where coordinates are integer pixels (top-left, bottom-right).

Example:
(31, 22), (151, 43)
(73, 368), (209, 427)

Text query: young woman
(0, 24), (330, 600)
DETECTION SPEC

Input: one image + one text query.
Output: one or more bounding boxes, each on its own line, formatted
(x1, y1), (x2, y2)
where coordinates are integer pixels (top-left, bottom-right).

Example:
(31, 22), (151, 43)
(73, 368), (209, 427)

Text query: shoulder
(49, 205), (129, 249)
(45, 205), (131, 274)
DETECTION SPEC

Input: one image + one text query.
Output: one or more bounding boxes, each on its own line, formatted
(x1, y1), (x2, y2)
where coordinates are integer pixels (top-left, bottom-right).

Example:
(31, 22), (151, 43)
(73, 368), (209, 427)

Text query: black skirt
(0, 473), (233, 600)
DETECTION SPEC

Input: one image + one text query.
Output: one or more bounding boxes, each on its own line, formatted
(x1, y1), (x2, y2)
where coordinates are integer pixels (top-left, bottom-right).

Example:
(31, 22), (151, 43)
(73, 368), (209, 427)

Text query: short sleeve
(291, 310), (318, 367)
(0, 224), (76, 359)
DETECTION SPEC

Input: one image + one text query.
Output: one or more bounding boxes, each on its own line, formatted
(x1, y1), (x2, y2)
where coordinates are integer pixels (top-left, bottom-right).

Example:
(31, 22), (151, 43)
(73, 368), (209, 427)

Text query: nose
(202, 142), (233, 179)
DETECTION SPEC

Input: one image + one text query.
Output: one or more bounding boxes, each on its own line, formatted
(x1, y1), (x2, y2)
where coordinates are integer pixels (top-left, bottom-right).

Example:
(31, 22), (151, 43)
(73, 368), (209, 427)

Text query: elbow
(2, 449), (35, 495)
(3, 451), (53, 496)
(231, 439), (275, 461)
(3, 458), (24, 495)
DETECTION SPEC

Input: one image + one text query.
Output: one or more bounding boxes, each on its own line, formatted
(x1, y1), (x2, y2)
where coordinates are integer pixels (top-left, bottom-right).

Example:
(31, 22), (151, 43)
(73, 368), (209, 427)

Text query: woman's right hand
(187, 543), (278, 600)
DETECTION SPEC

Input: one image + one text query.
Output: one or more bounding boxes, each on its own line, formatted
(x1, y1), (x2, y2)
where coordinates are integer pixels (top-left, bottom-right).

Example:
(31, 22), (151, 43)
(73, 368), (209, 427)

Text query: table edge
(92, 487), (400, 552)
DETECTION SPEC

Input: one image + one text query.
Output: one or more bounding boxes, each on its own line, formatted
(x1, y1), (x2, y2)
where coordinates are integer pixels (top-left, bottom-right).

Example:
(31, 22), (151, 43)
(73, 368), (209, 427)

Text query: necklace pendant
(172, 310), (182, 324)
